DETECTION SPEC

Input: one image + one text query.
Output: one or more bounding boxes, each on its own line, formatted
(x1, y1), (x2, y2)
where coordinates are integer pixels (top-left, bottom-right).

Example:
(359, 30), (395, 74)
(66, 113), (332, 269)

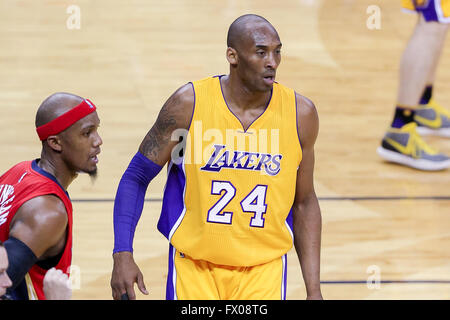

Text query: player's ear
(226, 47), (238, 66)
(45, 135), (63, 152)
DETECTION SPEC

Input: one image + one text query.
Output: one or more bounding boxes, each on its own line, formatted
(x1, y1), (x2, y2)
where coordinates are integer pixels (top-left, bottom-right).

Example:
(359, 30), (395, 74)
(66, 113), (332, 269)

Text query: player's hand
(43, 267), (72, 300)
(111, 251), (148, 300)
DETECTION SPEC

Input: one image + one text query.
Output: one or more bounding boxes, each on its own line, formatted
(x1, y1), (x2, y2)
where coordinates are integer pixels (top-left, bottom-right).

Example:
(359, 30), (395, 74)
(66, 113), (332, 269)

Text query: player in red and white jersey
(0, 92), (102, 299)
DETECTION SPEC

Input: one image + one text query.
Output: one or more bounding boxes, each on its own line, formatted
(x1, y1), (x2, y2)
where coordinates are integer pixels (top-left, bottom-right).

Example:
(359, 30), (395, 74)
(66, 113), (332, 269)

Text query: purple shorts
(402, 0), (450, 23)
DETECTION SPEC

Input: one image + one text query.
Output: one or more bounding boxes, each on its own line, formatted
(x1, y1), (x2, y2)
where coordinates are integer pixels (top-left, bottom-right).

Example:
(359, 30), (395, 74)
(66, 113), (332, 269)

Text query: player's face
(60, 111), (102, 177)
(236, 24), (282, 92)
(0, 247), (12, 297)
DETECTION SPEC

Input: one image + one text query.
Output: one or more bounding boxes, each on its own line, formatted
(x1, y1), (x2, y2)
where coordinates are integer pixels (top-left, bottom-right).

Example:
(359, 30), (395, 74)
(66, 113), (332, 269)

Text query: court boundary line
(321, 280), (450, 284)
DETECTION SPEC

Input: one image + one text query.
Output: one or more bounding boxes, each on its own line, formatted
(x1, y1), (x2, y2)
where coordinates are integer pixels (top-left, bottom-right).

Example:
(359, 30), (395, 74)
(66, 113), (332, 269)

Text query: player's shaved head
(227, 14), (279, 50)
(35, 92), (101, 180)
(35, 92), (84, 128)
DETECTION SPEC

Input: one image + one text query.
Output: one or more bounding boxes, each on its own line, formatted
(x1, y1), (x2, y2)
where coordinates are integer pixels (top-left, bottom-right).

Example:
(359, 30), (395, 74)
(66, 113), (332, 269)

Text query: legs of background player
(397, 16), (448, 107)
(412, 18), (450, 138)
(377, 15), (450, 170)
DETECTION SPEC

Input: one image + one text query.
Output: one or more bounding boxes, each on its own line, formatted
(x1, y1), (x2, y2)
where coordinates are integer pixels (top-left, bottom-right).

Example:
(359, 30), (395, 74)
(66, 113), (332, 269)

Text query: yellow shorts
(402, 0), (450, 23)
(165, 245), (288, 300)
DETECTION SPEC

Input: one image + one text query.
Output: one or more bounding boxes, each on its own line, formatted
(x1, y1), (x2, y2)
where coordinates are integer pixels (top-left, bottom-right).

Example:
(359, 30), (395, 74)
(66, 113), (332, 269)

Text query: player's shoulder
(172, 82), (195, 103)
(294, 92), (317, 120)
(0, 160), (31, 178)
(294, 91), (319, 148)
(159, 82), (195, 130)
(191, 75), (217, 85)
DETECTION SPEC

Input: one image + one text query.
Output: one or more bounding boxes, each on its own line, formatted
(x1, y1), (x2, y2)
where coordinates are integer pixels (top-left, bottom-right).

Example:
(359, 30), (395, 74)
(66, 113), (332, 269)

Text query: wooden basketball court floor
(0, 0), (449, 299)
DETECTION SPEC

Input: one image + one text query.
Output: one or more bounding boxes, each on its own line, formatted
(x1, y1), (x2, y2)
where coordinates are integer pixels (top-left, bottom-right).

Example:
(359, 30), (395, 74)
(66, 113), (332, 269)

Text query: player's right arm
(111, 83), (195, 300)
(138, 83), (195, 165)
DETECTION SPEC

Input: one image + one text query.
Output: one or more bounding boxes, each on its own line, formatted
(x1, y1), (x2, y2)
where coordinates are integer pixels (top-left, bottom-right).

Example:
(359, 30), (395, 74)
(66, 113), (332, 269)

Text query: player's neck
(38, 152), (77, 190)
(222, 74), (271, 111)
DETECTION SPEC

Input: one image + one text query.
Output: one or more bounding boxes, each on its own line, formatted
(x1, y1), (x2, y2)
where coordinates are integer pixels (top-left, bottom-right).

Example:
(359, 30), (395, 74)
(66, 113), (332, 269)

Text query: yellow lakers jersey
(157, 75), (302, 266)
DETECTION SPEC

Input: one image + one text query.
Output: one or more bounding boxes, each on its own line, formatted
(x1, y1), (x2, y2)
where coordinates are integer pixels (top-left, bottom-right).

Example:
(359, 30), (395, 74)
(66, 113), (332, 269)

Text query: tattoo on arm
(139, 85), (193, 162)
(140, 106), (177, 159)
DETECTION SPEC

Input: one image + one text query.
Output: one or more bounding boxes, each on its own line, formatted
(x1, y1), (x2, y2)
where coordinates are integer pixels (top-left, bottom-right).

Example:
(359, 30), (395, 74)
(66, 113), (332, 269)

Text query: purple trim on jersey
(186, 82), (196, 131)
(218, 75), (273, 133)
(157, 162), (186, 239)
(286, 207), (294, 235)
(294, 91), (302, 150)
(158, 82), (195, 239)
(31, 159), (70, 198)
(165, 244), (176, 300)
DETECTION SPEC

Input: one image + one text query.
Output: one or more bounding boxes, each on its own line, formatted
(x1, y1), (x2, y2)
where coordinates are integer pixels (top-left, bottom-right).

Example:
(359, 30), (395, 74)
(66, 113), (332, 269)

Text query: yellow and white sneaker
(377, 122), (450, 171)
(415, 99), (450, 138)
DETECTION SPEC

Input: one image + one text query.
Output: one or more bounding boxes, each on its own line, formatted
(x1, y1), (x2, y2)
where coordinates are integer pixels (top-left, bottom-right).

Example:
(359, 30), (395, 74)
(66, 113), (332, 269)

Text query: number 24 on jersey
(207, 180), (268, 228)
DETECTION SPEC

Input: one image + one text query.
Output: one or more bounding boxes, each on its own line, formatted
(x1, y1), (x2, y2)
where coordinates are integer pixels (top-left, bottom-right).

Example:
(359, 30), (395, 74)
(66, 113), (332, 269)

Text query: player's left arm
(4, 195), (68, 292)
(292, 92), (323, 300)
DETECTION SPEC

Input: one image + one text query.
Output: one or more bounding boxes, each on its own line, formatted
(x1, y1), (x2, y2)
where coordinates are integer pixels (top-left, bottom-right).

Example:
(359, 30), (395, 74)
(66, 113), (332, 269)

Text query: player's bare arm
(292, 92), (323, 300)
(9, 195), (68, 260)
(111, 83), (195, 300)
(5, 195), (68, 289)
(139, 83), (196, 166)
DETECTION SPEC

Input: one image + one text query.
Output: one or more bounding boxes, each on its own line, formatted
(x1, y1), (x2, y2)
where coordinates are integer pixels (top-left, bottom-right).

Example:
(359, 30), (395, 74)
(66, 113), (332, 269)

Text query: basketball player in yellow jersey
(111, 14), (322, 300)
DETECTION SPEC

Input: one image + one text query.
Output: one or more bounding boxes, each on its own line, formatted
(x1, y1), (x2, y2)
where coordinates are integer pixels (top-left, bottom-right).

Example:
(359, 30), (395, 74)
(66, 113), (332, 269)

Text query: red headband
(36, 99), (97, 141)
